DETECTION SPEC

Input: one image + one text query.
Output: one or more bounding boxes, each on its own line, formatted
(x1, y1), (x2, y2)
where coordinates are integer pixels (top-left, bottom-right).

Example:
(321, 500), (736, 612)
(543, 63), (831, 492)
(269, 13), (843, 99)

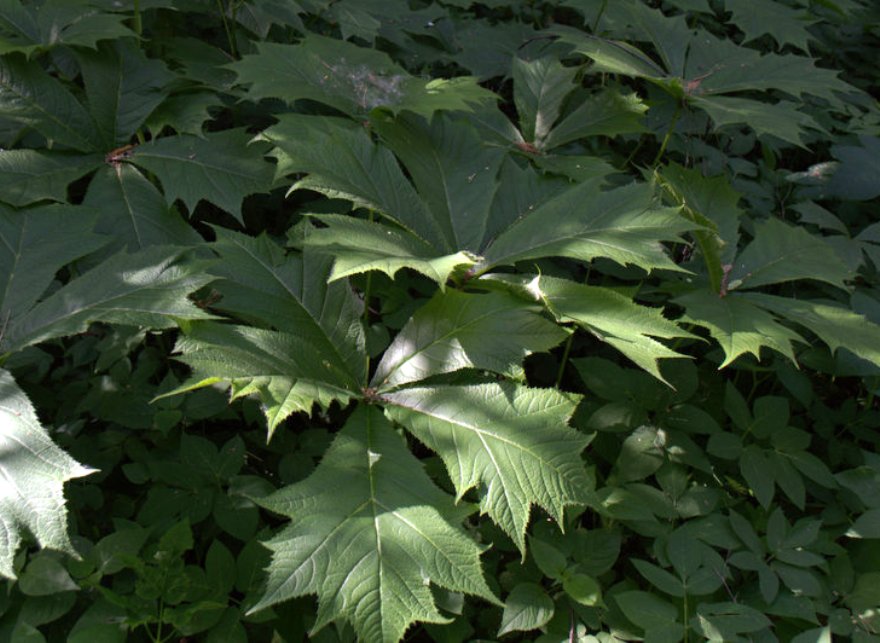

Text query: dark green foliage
(0, 0), (879, 641)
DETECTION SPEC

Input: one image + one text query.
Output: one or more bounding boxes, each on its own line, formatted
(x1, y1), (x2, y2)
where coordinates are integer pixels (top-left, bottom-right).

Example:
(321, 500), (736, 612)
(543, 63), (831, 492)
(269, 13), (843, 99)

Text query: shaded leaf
(676, 290), (803, 368)
(1, 246), (213, 353)
(511, 56), (578, 145)
(0, 54), (100, 151)
(0, 150), (101, 207)
(83, 164), (201, 250)
(129, 129), (274, 221)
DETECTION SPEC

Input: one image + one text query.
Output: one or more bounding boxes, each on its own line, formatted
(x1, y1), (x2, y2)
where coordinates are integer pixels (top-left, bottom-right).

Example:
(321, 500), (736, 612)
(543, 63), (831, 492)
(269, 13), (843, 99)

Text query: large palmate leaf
(83, 164), (201, 250)
(128, 129), (275, 221)
(481, 179), (692, 273)
(0, 203), (106, 323)
(169, 323), (360, 435)
(250, 406), (498, 642)
(0, 54), (101, 151)
(372, 289), (568, 391)
(230, 34), (495, 118)
(0, 150), (102, 206)
(0, 369), (95, 578)
(1, 245), (214, 353)
(385, 382), (590, 550)
(498, 274), (693, 382)
(540, 87), (647, 151)
(0, 0), (136, 56)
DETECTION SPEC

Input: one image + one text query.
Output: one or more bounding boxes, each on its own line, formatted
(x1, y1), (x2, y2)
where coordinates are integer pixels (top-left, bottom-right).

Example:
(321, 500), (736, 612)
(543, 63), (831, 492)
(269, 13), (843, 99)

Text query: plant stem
(555, 333), (574, 388)
(652, 102), (683, 168)
(216, 0), (238, 58)
(133, 0), (142, 36)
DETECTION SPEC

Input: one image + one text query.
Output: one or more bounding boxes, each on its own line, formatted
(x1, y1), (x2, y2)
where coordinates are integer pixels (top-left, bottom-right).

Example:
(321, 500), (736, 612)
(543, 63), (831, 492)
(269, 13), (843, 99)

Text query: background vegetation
(0, 0), (879, 641)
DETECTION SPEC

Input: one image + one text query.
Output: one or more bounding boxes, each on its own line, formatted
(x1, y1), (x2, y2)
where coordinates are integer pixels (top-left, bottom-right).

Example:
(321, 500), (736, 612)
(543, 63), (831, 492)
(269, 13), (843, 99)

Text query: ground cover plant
(1, 0), (879, 640)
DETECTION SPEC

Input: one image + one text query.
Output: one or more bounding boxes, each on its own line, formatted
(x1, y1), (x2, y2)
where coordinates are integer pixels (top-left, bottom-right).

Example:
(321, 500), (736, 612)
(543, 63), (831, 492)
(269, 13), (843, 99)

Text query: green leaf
(0, 369), (94, 578)
(846, 509), (880, 539)
(498, 583), (554, 636)
(511, 56), (578, 145)
(827, 135), (880, 201)
(676, 290), (803, 367)
(76, 40), (173, 149)
(728, 218), (852, 291)
(83, 164), (201, 250)
(370, 111), (506, 252)
(262, 115), (443, 248)
(563, 572), (602, 606)
(371, 289), (568, 391)
(230, 34), (494, 118)
(19, 553), (79, 595)
(541, 88), (647, 150)
(482, 180), (692, 273)
(302, 215), (477, 285)
(129, 129), (274, 222)
(384, 382), (589, 550)
(615, 591), (682, 642)
(0, 0), (136, 56)
(170, 323), (360, 436)
(1, 246), (213, 353)
(145, 91), (223, 138)
(520, 274), (692, 382)
(0, 203), (107, 323)
(0, 54), (101, 151)
(742, 293), (880, 369)
(205, 229), (367, 384)
(723, 0), (818, 51)
(691, 96), (822, 147)
(249, 406), (499, 643)
(692, 602), (773, 640)
(0, 150), (102, 207)
(740, 445), (775, 508)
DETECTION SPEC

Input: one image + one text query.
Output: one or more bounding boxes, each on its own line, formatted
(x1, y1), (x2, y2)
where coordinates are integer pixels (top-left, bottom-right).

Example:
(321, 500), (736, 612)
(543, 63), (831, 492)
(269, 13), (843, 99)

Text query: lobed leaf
(250, 406), (498, 642)
(385, 382), (590, 550)
(0, 369), (95, 578)
(372, 289), (569, 390)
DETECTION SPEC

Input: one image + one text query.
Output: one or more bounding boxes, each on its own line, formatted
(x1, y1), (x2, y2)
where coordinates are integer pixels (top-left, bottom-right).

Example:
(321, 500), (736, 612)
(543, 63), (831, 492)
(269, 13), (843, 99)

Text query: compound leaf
(0, 369), (95, 578)
(249, 405), (498, 642)
(384, 382), (589, 550)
